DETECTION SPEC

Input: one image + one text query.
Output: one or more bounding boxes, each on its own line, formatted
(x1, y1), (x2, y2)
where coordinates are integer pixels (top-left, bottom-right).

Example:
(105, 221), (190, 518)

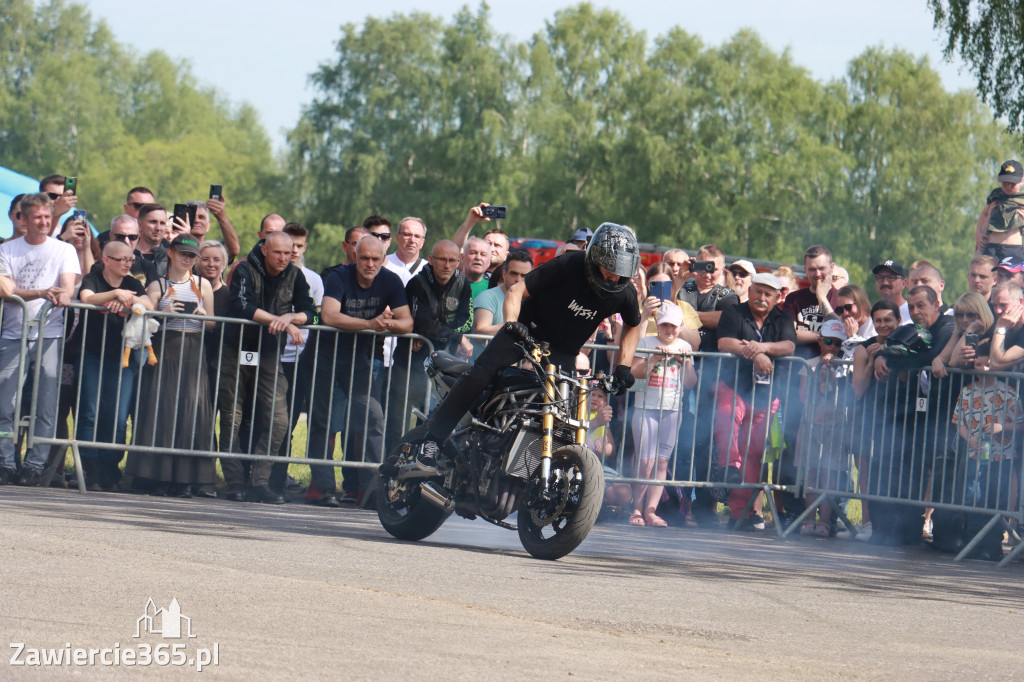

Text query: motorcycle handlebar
(503, 321), (536, 347)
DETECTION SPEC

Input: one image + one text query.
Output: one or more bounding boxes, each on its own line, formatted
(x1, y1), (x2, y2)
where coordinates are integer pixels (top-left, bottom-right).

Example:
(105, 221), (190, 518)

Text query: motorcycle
(376, 323), (613, 560)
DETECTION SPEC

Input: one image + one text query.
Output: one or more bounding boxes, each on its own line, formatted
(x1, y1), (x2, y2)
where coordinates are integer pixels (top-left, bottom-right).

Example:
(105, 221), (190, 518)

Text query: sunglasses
(106, 256), (135, 265)
(112, 232), (140, 242)
(370, 232), (391, 241)
(954, 311), (979, 319)
(128, 202), (147, 210)
(835, 303), (855, 314)
(821, 337), (842, 347)
(46, 192), (61, 201)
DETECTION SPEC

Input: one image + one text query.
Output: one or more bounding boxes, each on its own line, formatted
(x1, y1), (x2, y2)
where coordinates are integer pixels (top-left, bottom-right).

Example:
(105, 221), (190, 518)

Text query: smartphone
(64, 176), (77, 195)
(690, 260), (716, 274)
(180, 301), (198, 315)
(481, 205), (507, 220)
(209, 184), (223, 201)
(173, 203), (198, 226)
(964, 332), (979, 349)
(72, 209), (86, 221)
(650, 280), (672, 302)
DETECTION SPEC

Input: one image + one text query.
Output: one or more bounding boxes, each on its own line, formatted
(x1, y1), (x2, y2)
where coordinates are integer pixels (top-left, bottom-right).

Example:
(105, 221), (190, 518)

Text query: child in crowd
(628, 302), (696, 527)
(976, 159), (1024, 260)
(588, 385), (631, 516)
(951, 370), (1022, 559)
(798, 318), (855, 537)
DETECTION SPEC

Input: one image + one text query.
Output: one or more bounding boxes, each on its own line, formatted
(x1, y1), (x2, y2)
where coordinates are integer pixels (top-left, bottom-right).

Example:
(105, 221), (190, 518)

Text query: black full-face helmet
(584, 222), (640, 297)
(883, 323), (933, 357)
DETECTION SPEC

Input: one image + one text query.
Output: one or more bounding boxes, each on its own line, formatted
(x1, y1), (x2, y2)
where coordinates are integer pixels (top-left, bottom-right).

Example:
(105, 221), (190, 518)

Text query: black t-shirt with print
(78, 271), (148, 359)
(520, 251), (642, 359)
(717, 302), (798, 404)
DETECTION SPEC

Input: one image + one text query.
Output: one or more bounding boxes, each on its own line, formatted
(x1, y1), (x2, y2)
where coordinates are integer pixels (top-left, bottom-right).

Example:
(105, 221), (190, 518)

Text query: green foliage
(929, 0), (1024, 137)
(0, 0), (283, 239)
(292, 2), (1019, 299)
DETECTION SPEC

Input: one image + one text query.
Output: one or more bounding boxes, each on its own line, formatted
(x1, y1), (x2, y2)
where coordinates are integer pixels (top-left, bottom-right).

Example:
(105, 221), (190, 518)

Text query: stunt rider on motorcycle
(415, 222), (646, 472)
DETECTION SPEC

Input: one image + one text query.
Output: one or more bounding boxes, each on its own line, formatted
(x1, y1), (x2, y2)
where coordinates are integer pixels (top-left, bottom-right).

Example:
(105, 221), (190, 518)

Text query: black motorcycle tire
(376, 426), (452, 542)
(517, 444), (604, 560)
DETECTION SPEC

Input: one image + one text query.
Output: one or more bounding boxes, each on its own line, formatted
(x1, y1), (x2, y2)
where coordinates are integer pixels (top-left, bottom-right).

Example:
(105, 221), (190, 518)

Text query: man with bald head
(304, 234), (413, 507)
(909, 262), (952, 313)
(386, 239), (473, 450)
(218, 230), (317, 504)
(76, 240), (153, 489)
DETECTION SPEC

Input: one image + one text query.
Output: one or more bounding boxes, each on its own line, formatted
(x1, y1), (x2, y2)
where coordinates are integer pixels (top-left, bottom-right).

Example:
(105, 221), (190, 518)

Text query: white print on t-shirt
(567, 299), (597, 320)
(796, 305), (825, 333)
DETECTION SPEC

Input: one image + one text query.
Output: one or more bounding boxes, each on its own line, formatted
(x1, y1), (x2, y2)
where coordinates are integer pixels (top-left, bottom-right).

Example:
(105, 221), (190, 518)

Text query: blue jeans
(0, 336), (62, 472)
(77, 349), (140, 464)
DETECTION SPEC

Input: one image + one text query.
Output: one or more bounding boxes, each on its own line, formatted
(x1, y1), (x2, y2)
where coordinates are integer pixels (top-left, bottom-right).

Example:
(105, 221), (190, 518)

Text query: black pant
(425, 329), (574, 443)
(983, 242), (1024, 262)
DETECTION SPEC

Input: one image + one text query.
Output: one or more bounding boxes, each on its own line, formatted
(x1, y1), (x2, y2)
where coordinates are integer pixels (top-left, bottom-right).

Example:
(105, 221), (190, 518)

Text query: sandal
(644, 508), (668, 527)
(628, 510), (645, 527)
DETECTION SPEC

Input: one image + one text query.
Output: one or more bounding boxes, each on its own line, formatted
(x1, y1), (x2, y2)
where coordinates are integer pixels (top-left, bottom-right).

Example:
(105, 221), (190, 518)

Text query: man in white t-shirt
(0, 193), (80, 485)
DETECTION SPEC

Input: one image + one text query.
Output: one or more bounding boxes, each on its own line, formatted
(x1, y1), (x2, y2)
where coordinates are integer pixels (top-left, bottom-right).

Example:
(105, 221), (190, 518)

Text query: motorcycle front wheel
(517, 444), (604, 560)
(377, 426), (452, 541)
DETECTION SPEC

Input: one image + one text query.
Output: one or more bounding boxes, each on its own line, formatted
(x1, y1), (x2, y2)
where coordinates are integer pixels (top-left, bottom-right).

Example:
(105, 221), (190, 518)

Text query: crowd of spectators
(1, 165), (1023, 561)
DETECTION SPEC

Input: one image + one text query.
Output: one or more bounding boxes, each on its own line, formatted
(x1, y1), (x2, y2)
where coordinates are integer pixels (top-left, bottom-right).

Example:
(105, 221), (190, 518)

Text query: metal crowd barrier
(0, 295), (32, 446)
(24, 301), (433, 499)
(10, 301), (1023, 565)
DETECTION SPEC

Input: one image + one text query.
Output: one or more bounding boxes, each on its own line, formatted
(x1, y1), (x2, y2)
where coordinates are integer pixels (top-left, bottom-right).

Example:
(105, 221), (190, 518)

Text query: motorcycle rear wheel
(517, 444), (604, 560)
(377, 426), (452, 541)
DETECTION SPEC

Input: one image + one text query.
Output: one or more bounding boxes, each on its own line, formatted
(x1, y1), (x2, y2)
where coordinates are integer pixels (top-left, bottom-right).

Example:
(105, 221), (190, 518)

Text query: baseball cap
(819, 318), (847, 341)
(656, 302), (684, 327)
(170, 234), (201, 255)
(750, 272), (782, 290)
(998, 160), (1023, 184)
(994, 255), (1024, 273)
(570, 227), (594, 243)
(872, 259), (906, 278)
(728, 259), (756, 276)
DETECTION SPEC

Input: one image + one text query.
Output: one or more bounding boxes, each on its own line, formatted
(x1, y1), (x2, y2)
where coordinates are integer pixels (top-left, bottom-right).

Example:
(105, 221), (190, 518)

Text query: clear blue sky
(82, 0), (974, 152)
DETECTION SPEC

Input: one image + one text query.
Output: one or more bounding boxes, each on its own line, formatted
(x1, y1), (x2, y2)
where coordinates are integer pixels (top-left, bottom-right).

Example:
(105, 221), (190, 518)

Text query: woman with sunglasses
(127, 234), (216, 497)
(835, 284), (874, 343)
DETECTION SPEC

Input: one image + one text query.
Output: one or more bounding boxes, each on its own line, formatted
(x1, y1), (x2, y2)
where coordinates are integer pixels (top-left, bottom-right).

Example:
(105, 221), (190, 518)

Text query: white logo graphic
(567, 299), (597, 320)
(135, 598), (196, 639)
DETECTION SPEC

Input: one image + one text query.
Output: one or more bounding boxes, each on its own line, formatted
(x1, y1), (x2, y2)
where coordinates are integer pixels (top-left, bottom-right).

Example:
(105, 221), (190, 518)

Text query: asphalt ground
(1, 486), (1022, 680)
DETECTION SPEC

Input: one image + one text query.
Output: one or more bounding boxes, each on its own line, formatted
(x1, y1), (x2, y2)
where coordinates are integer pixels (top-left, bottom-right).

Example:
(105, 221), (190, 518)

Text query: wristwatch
(995, 327), (1007, 335)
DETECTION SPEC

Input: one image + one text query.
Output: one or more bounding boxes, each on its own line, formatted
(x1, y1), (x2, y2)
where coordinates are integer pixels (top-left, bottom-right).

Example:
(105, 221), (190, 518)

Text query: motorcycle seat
(431, 351), (473, 377)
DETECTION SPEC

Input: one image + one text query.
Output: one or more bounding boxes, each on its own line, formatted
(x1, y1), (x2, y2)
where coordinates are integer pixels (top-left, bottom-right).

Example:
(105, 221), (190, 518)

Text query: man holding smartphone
(38, 174), (78, 235)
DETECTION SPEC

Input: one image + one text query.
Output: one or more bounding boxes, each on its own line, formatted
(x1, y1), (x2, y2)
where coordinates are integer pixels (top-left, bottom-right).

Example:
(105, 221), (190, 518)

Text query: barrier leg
(781, 494), (825, 538)
(70, 442), (86, 493)
(953, 513), (1003, 562)
(763, 486), (786, 537)
(997, 534), (1024, 567)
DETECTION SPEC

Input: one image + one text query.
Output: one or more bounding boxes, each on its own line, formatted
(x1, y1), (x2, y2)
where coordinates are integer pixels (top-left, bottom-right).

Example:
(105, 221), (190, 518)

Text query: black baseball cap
(872, 259), (906, 278)
(998, 160), (1023, 184)
(170, 234), (201, 255)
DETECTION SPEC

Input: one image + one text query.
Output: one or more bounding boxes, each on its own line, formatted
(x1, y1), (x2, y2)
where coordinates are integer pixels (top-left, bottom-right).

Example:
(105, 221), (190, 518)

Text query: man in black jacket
(385, 240), (472, 451)
(218, 231), (316, 504)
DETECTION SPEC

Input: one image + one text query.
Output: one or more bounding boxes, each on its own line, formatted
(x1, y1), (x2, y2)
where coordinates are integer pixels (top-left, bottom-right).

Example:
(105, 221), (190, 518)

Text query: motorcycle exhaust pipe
(419, 481), (453, 511)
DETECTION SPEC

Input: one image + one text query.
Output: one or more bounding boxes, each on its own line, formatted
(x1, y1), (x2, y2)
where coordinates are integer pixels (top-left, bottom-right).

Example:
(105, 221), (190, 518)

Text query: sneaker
(338, 491), (359, 505)
(0, 467), (16, 485)
(801, 522), (829, 538)
(922, 519), (934, 541)
(16, 468), (42, 487)
(854, 522), (872, 542)
(316, 492), (341, 508)
(750, 514), (766, 531)
(414, 440), (441, 474)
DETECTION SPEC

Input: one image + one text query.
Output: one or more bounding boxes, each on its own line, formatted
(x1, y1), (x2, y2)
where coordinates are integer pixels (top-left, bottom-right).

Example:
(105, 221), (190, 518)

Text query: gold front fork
(539, 358), (557, 488)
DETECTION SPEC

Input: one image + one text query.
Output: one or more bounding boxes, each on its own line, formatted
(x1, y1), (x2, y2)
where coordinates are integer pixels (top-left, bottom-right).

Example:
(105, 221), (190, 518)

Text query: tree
(929, 0), (1024, 139)
(0, 0), (283, 239)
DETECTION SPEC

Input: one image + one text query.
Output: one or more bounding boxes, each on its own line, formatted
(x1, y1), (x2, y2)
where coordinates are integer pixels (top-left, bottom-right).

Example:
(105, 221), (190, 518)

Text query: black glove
(612, 364), (635, 396)
(504, 321), (532, 344)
